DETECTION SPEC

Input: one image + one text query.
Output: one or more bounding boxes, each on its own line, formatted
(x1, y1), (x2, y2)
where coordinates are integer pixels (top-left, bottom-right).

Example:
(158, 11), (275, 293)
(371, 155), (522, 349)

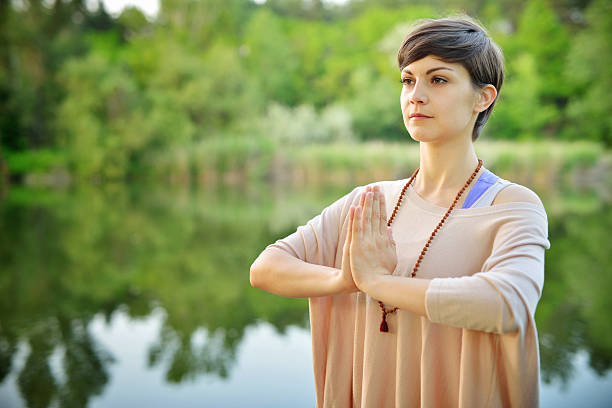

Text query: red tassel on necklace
(380, 311), (389, 332)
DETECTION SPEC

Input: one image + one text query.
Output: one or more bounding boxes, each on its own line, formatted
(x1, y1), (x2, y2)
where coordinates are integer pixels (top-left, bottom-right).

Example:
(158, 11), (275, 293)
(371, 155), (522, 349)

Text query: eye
(400, 77), (447, 86)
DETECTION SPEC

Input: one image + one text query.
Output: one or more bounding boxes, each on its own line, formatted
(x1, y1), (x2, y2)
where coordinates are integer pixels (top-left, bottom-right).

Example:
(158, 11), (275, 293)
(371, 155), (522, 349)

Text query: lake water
(0, 179), (610, 407)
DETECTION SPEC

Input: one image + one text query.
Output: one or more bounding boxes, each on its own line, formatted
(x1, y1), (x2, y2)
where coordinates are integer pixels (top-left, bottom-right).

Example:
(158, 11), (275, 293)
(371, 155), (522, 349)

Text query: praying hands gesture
(340, 185), (398, 292)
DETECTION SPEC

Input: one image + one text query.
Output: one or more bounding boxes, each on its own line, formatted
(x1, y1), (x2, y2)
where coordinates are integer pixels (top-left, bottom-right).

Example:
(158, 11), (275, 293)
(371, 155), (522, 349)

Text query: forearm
(425, 274), (529, 334)
(250, 248), (350, 298)
(359, 274), (432, 318)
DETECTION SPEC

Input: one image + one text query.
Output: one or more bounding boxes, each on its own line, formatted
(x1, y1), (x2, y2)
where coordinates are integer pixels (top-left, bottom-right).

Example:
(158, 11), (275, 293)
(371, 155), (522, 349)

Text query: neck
(415, 136), (480, 197)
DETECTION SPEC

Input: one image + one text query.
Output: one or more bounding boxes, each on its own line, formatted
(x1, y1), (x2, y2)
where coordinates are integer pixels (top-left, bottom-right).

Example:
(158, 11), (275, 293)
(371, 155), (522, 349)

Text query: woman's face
(400, 55), (484, 144)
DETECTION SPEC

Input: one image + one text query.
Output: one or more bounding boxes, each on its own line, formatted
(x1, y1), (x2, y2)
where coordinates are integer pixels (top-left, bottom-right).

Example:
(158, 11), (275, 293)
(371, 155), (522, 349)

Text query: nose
(407, 80), (428, 104)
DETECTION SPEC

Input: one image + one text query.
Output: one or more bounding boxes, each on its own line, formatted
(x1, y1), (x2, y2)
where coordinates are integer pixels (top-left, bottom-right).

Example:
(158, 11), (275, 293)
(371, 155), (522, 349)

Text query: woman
(250, 15), (550, 408)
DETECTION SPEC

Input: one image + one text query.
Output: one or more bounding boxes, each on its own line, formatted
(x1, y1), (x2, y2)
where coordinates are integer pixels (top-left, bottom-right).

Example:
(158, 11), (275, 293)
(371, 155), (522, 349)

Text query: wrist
(334, 269), (359, 294)
(355, 270), (385, 293)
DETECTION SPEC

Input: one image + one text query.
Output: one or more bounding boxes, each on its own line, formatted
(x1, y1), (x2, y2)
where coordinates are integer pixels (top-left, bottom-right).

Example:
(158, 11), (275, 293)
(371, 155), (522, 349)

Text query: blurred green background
(0, 0), (611, 183)
(0, 0), (611, 407)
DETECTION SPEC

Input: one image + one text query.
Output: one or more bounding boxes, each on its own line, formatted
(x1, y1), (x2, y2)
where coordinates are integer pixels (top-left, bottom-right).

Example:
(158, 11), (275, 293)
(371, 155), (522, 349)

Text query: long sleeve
(265, 185), (363, 267)
(424, 207), (551, 334)
(264, 185), (366, 408)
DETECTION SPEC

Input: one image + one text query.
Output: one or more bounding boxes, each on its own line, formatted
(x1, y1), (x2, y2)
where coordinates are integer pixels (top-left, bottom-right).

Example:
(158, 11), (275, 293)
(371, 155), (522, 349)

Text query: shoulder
(492, 183), (544, 208)
(489, 183), (551, 249)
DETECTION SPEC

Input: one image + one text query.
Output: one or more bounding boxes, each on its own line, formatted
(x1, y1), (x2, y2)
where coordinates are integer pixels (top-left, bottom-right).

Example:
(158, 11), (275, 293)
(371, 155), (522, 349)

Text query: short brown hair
(397, 15), (505, 141)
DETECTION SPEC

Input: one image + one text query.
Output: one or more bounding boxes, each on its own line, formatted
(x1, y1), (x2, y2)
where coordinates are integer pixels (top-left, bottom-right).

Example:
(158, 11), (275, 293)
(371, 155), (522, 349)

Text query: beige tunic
(266, 171), (551, 407)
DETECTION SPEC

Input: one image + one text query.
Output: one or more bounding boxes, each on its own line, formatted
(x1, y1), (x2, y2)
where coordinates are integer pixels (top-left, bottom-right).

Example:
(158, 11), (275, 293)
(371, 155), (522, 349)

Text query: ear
(474, 84), (497, 113)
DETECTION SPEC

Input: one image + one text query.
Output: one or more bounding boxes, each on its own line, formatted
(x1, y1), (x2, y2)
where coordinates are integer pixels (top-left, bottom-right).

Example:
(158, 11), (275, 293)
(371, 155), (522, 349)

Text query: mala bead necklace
(377, 158), (483, 332)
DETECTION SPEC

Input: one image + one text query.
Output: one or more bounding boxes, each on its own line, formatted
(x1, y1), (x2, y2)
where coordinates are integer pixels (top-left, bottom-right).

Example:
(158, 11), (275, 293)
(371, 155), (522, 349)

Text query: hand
(338, 184), (378, 294)
(349, 185), (398, 289)
(339, 215), (360, 294)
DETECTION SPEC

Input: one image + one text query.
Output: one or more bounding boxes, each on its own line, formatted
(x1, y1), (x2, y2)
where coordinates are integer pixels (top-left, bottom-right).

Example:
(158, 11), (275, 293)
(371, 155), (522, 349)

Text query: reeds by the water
(141, 138), (609, 191)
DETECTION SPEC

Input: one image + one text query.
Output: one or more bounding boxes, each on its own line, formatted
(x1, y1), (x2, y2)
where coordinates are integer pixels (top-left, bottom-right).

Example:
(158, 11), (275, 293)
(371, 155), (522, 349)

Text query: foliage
(562, 0), (612, 146)
(260, 102), (356, 145)
(0, 0), (611, 182)
(4, 149), (66, 174)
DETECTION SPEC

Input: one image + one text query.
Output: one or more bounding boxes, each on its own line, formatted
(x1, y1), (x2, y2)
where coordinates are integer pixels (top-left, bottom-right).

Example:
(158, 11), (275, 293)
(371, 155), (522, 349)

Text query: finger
(360, 186), (370, 207)
(363, 192), (372, 237)
(352, 205), (361, 238)
(347, 206), (354, 244)
(344, 207), (353, 267)
(379, 188), (387, 234)
(372, 189), (380, 236)
(387, 227), (396, 247)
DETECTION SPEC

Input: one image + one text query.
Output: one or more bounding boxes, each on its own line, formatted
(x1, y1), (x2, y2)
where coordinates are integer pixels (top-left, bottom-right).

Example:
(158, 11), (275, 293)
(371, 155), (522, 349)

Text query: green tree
(513, 0), (570, 135)
(56, 35), (143, 179)
(243, 8), (301, 107)
(562, 0), (612, 146)
(487, 53), (558, 140)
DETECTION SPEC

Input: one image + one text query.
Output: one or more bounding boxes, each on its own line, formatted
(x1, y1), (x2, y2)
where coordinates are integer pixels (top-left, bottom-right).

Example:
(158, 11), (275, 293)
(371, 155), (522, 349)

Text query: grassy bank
(4, 139), (610, 192)
(137, 138), (610, 190)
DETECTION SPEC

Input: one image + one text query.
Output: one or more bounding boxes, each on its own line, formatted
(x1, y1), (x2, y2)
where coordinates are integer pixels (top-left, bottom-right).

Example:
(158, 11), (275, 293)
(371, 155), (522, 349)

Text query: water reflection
(2, 313), (611, 407)
(0, 180), (610, 406)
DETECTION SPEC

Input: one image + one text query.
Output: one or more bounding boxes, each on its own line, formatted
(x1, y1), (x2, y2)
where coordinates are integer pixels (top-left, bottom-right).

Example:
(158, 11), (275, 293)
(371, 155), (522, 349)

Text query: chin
(407, 127), (431, 141)
(407, 129), (446, 144)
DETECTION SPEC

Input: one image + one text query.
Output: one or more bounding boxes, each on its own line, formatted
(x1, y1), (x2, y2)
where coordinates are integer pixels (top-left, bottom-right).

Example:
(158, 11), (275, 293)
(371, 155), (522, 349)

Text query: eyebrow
(401, 67), (455, 75)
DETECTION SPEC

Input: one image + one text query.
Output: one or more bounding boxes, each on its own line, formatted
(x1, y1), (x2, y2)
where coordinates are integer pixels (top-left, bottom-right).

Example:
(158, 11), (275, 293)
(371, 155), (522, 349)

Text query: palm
(349, 186), (397, 287)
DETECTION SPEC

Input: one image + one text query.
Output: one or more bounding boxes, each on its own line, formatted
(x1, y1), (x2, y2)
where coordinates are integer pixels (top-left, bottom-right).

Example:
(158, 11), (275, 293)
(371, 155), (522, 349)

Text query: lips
(409, 113), (432, 118)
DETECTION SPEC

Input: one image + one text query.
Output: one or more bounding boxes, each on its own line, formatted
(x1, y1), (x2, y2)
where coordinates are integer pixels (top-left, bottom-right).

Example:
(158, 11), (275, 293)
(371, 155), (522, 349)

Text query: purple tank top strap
(461, 168), (499, 209)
